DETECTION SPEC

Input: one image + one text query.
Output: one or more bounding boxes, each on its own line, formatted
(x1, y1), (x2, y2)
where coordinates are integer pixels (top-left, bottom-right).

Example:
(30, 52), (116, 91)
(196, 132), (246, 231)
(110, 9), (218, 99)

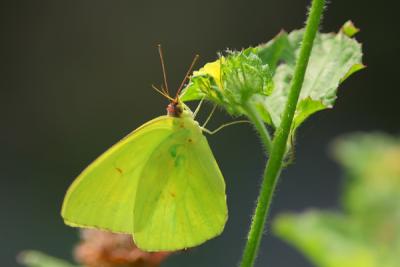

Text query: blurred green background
(1, 0), (399, 266)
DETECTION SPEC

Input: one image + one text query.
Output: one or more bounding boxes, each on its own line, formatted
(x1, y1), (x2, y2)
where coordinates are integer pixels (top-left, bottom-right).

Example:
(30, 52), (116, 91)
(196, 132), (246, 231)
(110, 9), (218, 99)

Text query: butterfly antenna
(157, 44), (170, 95)
(175, 54), (200, 101)
(151, 84), (174, 101)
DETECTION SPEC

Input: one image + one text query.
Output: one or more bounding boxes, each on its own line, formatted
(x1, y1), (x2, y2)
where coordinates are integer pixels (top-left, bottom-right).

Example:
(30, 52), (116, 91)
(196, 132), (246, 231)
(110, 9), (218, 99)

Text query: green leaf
(274, 133), (400, 267)
(332, 133), (400, 227)
(341, 20), (360, 37)
(18, 251), (79, 267)
(256, 25), (363, 129)
(340, 63), (365, 82)
(180, 58), (224, 103)
(179, 75), (208, 102)
(273, 212), (378, 267)
(255, 31), (295, 73)
(221, 49), (273, 102)
(293, 97), (326, 129)
(181, 22), (363, 132)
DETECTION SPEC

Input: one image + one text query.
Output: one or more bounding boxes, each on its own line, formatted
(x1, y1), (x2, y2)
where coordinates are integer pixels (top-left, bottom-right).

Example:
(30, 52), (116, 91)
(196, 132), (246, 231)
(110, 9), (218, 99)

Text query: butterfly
(61, 45), (228, 252)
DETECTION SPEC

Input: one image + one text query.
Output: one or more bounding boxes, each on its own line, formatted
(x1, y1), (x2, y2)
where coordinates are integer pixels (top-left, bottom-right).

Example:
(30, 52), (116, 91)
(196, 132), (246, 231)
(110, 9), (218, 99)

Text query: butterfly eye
(167, 102), (183, 117)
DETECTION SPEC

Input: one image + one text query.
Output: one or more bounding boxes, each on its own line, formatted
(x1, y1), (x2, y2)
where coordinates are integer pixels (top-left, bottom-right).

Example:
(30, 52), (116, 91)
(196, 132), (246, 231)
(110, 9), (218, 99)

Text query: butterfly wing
(133, 117), (227, 251)
(61, 116), (175, 233)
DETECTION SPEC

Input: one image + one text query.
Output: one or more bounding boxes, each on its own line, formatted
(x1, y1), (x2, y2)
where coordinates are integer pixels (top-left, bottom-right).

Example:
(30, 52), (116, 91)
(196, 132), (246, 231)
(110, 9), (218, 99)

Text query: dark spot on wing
(170, 192), (176, 197)
(115, 167), (123, 174)
(188, 138), (192, 143)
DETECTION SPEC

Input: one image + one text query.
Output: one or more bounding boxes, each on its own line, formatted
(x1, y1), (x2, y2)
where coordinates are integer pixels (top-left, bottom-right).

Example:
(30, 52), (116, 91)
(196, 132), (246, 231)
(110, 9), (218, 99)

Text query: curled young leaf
(181, 49), (273, 116)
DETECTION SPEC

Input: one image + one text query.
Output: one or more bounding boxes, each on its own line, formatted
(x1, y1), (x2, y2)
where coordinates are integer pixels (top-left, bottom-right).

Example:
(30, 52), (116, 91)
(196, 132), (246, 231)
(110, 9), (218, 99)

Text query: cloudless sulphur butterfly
(61, 47), (228, 251)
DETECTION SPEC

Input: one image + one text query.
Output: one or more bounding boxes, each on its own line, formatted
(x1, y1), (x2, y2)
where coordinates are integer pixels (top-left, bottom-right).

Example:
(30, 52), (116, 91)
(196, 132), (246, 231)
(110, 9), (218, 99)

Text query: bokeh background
(1, 0), (399, 266)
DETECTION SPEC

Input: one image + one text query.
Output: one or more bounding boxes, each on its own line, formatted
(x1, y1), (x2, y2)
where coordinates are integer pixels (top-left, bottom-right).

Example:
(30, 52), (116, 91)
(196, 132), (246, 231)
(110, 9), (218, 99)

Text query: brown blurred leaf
(75, 230), (172, 267)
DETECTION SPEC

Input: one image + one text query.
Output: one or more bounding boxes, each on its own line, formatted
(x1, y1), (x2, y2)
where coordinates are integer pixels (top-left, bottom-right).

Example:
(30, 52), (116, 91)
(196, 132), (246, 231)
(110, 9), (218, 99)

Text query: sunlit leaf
(341, 21), (360, 37)
(182, 22), (363, 133)
(256, 22), (364, 129)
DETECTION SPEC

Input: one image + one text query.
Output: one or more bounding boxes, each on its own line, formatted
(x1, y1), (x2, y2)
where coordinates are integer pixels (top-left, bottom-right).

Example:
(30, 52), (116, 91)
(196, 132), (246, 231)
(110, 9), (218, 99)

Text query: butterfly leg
(202, 104), (217, 128)
(193, 97), (205, 119)
(201, 120), (250, 135)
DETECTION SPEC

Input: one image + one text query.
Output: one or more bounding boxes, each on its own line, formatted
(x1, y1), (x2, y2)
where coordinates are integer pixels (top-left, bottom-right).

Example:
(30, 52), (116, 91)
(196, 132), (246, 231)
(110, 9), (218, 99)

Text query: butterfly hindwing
(133, 116), (227, 251)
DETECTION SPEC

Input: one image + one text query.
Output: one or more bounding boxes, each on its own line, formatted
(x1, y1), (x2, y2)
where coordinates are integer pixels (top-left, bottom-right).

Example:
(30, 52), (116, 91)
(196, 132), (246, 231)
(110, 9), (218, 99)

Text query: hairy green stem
(239, 0), (326, 266)
(245, 103), (272, 152)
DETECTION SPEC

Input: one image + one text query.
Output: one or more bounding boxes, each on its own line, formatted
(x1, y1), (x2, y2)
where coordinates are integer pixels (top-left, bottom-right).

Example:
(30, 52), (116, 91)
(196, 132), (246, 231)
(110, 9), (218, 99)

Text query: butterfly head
(166, 99), (193, 118)
(166, 100), (183, 117)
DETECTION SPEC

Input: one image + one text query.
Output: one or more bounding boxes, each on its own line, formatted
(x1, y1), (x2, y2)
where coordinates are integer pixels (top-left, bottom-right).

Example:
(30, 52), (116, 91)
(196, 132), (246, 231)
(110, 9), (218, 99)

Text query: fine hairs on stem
(239, 0), (326, 266)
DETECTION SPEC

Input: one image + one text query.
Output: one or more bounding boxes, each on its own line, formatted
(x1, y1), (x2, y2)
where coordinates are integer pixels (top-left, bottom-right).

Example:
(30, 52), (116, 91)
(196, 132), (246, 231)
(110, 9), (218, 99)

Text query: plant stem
(239, 0), (326, 266)
(245, 103), (272, 152)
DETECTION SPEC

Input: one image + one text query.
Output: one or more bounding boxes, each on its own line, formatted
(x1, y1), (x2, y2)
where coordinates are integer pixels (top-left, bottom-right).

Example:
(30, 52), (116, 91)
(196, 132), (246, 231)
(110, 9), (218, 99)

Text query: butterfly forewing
(61, 116), (174, 233)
